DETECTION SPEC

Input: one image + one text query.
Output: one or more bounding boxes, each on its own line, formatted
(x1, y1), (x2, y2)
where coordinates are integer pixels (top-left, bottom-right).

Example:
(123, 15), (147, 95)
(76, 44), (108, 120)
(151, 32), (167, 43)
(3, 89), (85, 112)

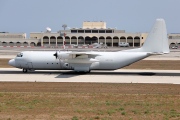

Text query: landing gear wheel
(23, 69), (28, 73)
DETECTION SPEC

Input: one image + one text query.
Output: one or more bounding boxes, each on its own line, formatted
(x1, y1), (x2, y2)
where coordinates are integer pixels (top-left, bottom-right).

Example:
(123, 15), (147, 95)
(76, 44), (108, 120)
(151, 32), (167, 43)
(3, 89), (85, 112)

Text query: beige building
(0, 22), (180, 48)
(83, 21), (106, 29)
(30, 21), (141, 47)
(0, 32), (38, 47)
(168, 33), (180, 47)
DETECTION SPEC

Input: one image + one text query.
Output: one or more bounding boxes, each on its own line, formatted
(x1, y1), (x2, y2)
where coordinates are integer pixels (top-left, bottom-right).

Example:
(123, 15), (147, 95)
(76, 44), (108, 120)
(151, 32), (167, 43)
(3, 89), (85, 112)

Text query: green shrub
(72, 116), (78, 120)
(121, 111), (126, 115)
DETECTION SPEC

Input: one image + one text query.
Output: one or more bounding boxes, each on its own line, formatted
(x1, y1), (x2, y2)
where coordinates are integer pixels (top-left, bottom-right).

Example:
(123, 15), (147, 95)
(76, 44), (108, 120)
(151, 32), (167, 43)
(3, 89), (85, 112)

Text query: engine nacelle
(57, 52), (71, 59)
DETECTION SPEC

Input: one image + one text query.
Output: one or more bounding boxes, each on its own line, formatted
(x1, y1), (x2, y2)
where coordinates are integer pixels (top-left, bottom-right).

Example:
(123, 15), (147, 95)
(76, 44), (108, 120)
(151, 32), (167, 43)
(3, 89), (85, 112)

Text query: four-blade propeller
(53, 51), (58, 59)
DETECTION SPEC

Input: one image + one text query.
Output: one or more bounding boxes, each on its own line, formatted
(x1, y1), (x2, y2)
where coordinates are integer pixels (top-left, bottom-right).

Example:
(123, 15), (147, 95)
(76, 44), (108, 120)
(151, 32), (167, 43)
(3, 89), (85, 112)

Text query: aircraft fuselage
(9, 51), (149, 72)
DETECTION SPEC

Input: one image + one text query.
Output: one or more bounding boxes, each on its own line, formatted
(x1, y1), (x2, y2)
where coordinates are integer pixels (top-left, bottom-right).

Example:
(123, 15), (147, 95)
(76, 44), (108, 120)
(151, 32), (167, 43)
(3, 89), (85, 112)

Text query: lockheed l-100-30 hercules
(9, 19), (169, 73)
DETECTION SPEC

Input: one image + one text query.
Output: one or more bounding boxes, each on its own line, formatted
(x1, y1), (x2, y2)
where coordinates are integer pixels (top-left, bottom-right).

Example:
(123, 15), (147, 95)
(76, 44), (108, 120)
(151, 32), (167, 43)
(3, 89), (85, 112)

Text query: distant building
(168, 33), (180, 47)
(0, 32), (38, 47)
(82, 21), (106, 29)
(29, 21), (142, 47)
(0, 22), (180, 48)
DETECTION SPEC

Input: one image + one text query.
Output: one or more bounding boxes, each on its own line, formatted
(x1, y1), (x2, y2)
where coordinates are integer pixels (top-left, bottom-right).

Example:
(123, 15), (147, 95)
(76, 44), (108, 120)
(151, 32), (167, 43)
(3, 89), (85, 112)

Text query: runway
(0, 68), (180, 84)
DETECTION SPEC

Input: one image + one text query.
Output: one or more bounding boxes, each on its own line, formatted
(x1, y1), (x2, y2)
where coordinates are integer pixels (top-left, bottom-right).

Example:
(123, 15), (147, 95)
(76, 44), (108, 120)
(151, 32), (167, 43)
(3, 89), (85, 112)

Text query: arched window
(134, 36), (140, 46)
(71, 36), (77, 44)
(99, 36), (105, 44)
(43, 36), (49, 45)
(120, 36), (126, 43)
(78, 36), (84, 45)
(23, 42), (28, 46)
(30, 42), (36, 46)
(106, 36), (112, 46)
(9, 42), (14, 46)
(65, 36), (70, 45)
(127, 36), (133, 46)
(169, 43), (175, 48)
(113, 36), (119, 46)
(16, 42), (21, 46)
(57, 36), (63, 45)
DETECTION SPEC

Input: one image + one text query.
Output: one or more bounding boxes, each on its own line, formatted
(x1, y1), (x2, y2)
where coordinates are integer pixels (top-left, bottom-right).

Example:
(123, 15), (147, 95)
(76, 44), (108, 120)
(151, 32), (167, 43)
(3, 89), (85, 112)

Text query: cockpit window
(16, 53), (23, 57)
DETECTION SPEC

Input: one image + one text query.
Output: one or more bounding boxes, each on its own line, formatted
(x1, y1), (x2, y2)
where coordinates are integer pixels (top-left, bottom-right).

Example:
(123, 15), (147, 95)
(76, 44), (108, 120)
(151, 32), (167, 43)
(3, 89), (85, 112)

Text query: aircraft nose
(8, 59), (16, 67)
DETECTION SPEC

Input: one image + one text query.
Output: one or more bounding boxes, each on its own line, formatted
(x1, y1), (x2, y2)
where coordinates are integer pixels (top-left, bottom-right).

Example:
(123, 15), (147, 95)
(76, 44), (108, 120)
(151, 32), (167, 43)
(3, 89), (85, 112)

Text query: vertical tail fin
(141, 19), (169, 53)
(123, 19), (169, 53)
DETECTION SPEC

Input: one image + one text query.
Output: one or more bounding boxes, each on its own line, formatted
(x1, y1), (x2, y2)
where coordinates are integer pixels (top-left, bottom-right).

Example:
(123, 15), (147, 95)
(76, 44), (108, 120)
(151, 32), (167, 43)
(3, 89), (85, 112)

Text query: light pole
(61, 24), (67, 49)
(62, 24), (67, 30)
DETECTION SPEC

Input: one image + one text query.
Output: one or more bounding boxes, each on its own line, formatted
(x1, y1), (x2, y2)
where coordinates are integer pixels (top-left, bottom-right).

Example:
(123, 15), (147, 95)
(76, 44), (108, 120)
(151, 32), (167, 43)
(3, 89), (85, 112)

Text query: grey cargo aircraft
(9, 19), (169, 73)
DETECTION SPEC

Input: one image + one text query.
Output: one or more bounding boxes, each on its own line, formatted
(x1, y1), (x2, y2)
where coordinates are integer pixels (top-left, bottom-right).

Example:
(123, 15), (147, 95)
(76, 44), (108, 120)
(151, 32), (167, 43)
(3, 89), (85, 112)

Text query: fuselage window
(16, 53), (23, 57)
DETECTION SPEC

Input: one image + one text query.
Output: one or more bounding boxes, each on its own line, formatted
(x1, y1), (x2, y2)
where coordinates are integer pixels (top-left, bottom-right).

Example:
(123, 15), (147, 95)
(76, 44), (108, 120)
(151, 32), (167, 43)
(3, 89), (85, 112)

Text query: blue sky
(0, 0), (179, 36)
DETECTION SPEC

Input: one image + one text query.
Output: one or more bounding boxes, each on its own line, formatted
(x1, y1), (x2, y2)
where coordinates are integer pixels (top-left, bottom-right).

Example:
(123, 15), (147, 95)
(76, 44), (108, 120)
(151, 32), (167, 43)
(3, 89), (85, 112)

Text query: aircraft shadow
(56, 71), (180, 78)
(0, 70), (61, 75)
(0, 70), (180, 78)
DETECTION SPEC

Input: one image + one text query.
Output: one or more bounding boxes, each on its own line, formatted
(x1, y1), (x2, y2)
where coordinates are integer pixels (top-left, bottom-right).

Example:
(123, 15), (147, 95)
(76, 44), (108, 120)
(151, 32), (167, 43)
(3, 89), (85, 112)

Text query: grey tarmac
(0, 68), (180, 84)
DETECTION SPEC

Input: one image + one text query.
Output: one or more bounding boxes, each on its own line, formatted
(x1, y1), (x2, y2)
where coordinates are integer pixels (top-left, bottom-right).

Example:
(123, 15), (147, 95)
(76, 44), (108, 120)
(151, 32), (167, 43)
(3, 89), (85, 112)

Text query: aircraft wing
(66, 52), (100, 63)
(67, 52), (100, 59)
(68, 52), (100, 56)
(65, 52), (101, 71)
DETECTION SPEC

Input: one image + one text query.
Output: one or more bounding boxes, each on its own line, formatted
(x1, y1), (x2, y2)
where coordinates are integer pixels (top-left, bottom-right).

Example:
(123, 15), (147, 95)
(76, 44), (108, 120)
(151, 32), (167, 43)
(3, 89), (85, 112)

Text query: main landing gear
(23, 69), (28, 73)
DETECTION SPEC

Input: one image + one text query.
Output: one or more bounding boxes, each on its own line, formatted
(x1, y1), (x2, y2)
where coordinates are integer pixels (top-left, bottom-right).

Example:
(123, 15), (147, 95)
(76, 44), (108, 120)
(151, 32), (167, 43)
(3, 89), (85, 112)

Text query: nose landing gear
(23, 69), (28, 73)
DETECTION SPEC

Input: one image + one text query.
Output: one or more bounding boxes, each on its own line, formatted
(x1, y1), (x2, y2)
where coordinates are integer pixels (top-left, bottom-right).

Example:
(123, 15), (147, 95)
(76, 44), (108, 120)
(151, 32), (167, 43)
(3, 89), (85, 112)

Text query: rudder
(141, 19), (169, 53)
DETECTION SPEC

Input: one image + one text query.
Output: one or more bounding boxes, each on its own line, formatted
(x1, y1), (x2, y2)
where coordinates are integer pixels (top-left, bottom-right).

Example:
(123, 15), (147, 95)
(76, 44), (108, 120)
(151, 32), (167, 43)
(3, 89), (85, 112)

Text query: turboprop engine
(53, 51), (71, 60)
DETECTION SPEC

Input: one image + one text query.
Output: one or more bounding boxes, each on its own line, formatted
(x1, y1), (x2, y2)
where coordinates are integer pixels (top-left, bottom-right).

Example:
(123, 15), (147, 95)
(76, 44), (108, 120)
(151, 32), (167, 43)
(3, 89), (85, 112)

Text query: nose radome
(8, 59), (16, 67)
